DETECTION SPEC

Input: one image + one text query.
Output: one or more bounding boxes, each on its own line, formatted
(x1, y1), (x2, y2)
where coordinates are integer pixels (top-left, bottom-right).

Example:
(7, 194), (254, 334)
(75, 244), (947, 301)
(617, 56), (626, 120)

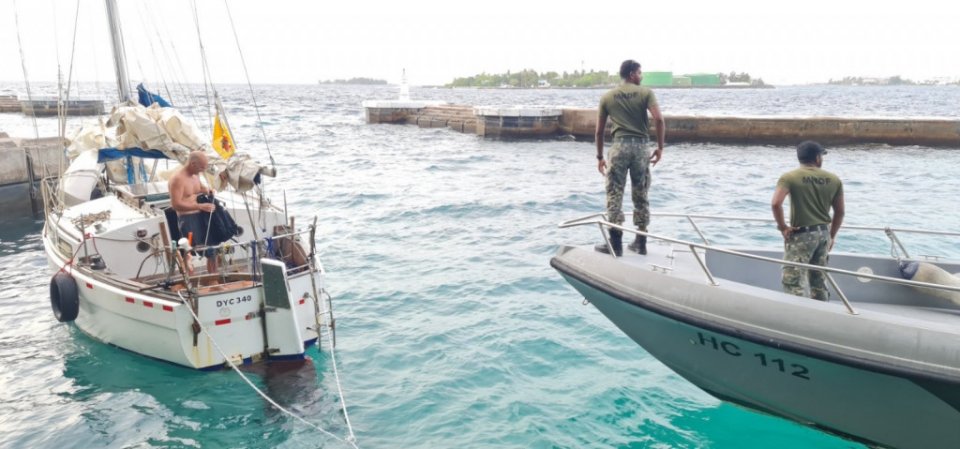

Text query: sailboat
(40, 0), (335, 371)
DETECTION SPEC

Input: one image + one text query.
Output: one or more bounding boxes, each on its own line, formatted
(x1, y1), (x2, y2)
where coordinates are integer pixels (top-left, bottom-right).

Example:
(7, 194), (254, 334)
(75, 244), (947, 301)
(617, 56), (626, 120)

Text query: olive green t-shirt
(599, 83), (658, 139)
(776, 166), (843, 227)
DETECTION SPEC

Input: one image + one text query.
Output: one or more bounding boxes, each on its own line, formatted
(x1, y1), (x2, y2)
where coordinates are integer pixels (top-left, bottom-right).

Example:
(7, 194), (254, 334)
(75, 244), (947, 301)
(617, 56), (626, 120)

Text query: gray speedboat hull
(552, 243), (960, 449)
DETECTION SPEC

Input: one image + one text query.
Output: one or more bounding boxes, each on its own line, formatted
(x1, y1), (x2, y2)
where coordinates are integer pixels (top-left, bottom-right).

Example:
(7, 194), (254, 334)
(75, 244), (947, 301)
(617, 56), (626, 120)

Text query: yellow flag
(212, 114), (235, 160)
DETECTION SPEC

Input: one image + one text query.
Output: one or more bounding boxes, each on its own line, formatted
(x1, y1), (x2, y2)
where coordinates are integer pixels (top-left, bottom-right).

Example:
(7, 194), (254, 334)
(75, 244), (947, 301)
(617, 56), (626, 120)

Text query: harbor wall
(365, 104), (960, 148)
(0, 134), (67, 187)
(561, 108), (960, 147)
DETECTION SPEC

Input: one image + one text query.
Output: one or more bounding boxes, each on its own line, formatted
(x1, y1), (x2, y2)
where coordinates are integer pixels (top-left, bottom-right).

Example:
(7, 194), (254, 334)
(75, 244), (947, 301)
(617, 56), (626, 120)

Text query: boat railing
(184, 225), (317, 279)
(558, 213), (960, 316)
(649, 212), (960, 261)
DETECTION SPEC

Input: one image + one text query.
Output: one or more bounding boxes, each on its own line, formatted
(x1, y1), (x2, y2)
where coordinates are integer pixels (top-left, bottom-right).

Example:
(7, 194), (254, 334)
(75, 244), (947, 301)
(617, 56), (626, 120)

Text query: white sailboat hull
(43, 201), (325, 370)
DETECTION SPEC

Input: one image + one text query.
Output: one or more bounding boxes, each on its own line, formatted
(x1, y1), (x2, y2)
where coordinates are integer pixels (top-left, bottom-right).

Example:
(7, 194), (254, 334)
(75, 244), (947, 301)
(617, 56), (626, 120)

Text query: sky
(2, 0), (959, 89)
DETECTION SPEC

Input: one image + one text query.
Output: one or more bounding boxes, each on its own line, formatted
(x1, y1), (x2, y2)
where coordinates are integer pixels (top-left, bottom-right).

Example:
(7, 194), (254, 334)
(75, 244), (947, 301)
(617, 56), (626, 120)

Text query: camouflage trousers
(605, 136), (651, 230)
(782, 228), (831, 301)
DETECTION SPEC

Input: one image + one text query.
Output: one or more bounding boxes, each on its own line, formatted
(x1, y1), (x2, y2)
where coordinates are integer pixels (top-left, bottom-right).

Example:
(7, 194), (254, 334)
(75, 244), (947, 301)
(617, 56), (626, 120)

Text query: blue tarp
(137, 83), (172, 108)
(97, 147), (169, 162)
(98, 147), (170, 184)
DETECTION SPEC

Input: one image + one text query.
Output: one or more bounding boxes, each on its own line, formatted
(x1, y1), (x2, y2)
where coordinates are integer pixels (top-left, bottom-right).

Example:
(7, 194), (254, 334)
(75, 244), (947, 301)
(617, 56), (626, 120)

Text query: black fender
(50, 272), (79, 322)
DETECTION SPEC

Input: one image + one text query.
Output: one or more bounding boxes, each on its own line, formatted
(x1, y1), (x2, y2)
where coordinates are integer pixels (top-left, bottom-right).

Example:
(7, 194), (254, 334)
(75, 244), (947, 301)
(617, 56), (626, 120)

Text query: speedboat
(551, 213), (960, 449)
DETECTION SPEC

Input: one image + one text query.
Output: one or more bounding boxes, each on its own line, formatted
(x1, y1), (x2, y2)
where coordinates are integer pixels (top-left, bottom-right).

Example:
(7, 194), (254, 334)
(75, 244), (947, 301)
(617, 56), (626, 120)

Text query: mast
(104, 0), (132, 102)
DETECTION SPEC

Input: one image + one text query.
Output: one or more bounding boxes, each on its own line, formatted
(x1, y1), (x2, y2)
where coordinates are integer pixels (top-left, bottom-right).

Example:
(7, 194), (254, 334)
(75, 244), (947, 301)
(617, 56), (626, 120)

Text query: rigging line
(62, 0), (82, 144)
(175, 290), (359, 448)
(189, 0), (214, 138)
(12, 0), (40, 140)
(89, 4), (102, 97)
(51, 0), (62, 72)
(134, 2), (175, 106)
(221, 0), (276, 169)
(126, 8), (153, 94)
(51, 0), (65, 138)
(146, 2), (204, 128)
(141, 3), (202, 127)
(167, 39), (205, 127)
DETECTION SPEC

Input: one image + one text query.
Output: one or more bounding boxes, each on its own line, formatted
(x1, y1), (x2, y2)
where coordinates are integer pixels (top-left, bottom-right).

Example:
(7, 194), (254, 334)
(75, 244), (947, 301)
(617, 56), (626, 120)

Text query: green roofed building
(641, 71), (673, 87)
(686, 73), (722, 86)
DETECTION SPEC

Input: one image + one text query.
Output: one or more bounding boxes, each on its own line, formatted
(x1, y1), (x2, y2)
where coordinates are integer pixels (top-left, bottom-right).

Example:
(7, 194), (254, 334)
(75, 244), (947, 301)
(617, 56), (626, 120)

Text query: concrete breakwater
(0, 132), (67, 215)
(0, 133), (67, 187)
(363, 103), (960, 148)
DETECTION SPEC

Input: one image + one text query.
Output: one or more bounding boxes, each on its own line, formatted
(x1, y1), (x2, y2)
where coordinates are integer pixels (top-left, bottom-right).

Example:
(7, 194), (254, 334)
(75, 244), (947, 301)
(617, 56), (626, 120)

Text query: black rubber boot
(594, 229), (623, 257)
(628, 234), (647, 255)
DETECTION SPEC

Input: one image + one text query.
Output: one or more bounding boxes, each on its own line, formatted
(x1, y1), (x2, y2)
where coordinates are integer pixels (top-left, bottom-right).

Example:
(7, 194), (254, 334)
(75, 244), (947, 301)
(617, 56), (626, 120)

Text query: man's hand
(651, 147), (663, 166)
(199, 203), (215, 213)
(780, 227), (795, 240)
(598, 159), (606, 175)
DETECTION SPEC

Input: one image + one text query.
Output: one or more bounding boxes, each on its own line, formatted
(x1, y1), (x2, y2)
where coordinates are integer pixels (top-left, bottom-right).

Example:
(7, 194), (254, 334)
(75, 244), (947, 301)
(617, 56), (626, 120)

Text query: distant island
(319, 77), (387, 85)
(446, 69), (766, 88)
(827, 76), (959, 86)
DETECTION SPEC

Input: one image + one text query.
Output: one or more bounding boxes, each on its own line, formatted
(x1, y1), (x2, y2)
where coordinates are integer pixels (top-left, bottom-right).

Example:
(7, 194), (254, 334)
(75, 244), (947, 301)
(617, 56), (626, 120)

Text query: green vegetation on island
(319, 77), (387, 85)
(825, 76), (960, 86)
(446, 69), (765, 88)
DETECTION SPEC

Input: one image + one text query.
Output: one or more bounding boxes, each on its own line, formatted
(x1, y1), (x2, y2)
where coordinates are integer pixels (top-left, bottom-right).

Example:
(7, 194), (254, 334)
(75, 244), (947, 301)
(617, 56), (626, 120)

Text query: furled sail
(66, 92), (276, 193)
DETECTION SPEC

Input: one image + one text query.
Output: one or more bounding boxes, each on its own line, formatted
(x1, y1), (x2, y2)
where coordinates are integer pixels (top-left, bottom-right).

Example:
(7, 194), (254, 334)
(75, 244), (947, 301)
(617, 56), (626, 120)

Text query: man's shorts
(178, 213), (217, 257)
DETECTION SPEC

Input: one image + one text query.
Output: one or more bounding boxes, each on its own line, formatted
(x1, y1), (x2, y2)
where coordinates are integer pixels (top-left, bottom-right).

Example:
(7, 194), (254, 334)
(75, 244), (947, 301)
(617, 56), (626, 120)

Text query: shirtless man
(168, 151), (218, 275)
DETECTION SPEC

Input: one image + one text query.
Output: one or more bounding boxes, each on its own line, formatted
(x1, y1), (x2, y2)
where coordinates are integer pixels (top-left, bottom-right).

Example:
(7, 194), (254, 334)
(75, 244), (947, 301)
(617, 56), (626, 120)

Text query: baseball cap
(797, 141), (827, 162)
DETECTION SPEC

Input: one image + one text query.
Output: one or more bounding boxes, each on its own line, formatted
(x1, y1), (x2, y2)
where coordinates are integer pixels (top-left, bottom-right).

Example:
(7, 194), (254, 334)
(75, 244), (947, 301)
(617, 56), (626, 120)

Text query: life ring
(50, 272), (80, 322)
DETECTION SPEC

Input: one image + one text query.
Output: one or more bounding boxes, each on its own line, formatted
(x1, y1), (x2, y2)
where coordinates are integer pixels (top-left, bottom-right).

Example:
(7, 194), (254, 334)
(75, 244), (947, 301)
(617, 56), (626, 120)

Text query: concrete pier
(0, 95), (104, 116)
(0, 95), (20, 113)
(475, 107), (561, 139)
(0, 132), (68, 215)
(19, 97), (104, 117)
(363, 104), (960, 148)
(0, 133), (67, 187)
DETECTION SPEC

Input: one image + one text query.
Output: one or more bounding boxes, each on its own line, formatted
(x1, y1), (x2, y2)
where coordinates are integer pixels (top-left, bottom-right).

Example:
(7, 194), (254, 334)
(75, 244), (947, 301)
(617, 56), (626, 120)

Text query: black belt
(793, 223), (829, 234)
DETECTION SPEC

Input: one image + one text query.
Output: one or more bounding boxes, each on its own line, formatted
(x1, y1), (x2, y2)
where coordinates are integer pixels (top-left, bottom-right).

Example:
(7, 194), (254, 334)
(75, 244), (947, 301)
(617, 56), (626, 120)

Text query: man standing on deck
(594, 59), (666, 257)
(169, 151), (218, 275)
(771, 141), (845, 301)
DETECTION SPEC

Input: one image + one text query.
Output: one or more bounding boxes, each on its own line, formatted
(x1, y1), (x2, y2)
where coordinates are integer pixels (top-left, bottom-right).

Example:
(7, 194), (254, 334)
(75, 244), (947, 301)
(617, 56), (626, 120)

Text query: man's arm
(595, 108), (608, 175)
(649, 103), (665, 165)
(771, 186), (793, 240)
(829, 192), (845, 250)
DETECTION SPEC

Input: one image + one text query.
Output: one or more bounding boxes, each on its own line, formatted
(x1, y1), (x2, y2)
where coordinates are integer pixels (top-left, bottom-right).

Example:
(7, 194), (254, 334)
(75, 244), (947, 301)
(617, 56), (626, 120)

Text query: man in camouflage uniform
(771, 141), (845, 300)
(594, 59), (666, 257)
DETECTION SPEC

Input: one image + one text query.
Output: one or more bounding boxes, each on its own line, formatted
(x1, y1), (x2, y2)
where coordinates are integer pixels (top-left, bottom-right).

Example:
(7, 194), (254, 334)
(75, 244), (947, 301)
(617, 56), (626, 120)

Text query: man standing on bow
(595, 59), (665, 257)
(771, 141), (845, 301)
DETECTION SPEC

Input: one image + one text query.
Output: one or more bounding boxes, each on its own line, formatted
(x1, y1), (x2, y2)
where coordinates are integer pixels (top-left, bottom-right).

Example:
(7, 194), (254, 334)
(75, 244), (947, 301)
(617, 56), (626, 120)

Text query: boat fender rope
(176, 290), (359, 448)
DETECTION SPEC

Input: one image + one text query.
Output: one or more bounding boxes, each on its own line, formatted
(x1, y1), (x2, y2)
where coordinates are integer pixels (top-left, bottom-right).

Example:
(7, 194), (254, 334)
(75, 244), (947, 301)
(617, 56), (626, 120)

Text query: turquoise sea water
(2, 84), (960, 448)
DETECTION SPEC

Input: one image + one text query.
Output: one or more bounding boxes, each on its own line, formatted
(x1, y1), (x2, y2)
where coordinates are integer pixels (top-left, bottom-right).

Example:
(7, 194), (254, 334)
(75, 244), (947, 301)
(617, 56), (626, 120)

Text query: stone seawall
(365, 104), (960, 148)
(0, 133), (68, 187)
